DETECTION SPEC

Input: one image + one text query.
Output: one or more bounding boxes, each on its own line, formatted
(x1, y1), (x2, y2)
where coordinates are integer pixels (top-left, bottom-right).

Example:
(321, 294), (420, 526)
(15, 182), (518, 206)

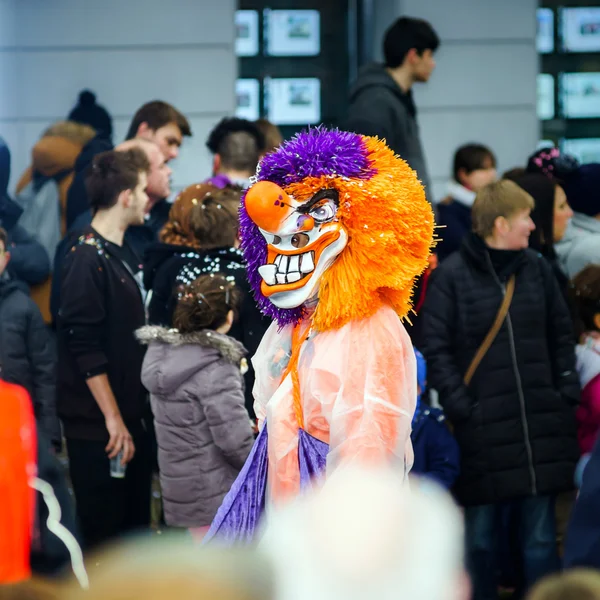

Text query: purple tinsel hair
(239, 127), (376, 327)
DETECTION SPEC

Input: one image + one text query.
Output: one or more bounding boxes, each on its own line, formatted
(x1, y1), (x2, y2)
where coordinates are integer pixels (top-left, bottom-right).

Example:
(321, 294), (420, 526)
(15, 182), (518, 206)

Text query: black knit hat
(526, 146), (579, 182)
(562, 163), (600, 217)
(68, 90), (113, 140)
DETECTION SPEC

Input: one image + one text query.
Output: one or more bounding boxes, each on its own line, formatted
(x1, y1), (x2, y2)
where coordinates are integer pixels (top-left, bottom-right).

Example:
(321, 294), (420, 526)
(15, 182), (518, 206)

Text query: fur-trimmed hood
(137, 325), (247, 396)
(136, 325), (246, 363)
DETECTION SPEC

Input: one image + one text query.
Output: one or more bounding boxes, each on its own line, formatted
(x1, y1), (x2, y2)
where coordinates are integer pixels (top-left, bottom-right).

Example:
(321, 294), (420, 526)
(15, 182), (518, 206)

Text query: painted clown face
(244, 180), (348, 309)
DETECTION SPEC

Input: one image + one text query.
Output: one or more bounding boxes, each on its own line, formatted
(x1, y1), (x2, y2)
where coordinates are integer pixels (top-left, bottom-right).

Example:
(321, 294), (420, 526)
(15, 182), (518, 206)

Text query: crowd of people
(2, 13), (600, 600)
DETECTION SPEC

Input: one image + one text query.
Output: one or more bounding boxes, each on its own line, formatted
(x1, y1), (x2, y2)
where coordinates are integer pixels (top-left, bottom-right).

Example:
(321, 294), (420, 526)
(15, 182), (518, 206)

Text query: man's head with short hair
(384, 17), (440, 83)
(472, 180), (535, 250)
(453, 144), (497, 192)
(206, 118), (265, 180)
(116, 138), (172, 207)
(85, 148), (150, 226)
(125, 101), (192, 162)
(0, 226), (9, 277)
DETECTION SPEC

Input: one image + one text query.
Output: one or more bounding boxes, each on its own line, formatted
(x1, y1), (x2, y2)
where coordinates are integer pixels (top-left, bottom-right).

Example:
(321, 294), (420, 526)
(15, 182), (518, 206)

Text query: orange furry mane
(283, 136), (435, 331)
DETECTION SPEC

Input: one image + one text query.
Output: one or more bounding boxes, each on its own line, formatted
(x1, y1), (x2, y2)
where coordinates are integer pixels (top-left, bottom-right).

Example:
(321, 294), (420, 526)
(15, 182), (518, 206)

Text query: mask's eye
(309, 199), (336, 223)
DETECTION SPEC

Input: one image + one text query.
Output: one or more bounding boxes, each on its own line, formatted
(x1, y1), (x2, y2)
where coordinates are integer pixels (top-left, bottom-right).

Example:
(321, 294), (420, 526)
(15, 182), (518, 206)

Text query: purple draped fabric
(203, 424), (269, 544)
(298, 427), (329, 483)
(204, 422), (329, 544)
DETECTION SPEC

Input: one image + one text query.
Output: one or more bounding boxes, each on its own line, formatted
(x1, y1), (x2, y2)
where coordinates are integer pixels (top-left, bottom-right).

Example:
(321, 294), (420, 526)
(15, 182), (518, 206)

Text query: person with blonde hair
(60, 537), (272, 600)
(422, 179), (579, 599)
(255, 119), (283, 156)
(261, 467), (468, 600)
(527, 570), (600, 600)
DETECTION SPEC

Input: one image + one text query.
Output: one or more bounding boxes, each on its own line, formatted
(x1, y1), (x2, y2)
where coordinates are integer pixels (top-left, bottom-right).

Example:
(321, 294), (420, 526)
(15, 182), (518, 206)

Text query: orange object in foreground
(0, 380), (37, 584)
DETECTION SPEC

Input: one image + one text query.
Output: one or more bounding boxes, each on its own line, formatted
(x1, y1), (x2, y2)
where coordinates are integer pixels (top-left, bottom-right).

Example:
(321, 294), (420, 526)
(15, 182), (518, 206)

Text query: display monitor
(537, 74), (555, 120)
(265, 9), (320, 56)
(561, 7), (600, 52)
(235, 10), (259, 57)
(561, 138), (600, 164)
(559, 72), (600, 118)
(265, 77), (321, 125)
(537, 8), (554, 53)
(236, 79), (260, 121)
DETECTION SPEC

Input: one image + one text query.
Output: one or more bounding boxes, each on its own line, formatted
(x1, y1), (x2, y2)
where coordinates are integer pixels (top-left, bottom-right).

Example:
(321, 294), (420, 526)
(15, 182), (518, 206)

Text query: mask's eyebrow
(296, 188), (339, 214)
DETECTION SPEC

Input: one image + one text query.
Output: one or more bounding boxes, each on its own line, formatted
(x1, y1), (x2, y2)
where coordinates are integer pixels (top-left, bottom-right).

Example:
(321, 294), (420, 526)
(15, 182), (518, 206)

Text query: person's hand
(105, 414), (135, 464)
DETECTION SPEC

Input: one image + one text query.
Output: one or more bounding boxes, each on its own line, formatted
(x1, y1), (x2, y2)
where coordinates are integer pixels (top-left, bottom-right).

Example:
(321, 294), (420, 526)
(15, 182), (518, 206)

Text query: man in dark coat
(421, 180), (580, 600)
(346, 17), (439, 205)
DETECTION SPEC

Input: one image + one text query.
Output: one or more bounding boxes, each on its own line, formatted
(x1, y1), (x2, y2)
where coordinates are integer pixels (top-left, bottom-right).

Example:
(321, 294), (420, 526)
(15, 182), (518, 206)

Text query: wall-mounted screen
(561, 7), (600, 52)
(561, 138), (600, 163)
(537, 8), (554, 53)
(537, 74), (555, 120)
(560, 72), (600, 118)
(265, 9), (320, 56)
(236, 10), (259, 57)
(265, 77), (321, 125)
(236, 79), (260, 121)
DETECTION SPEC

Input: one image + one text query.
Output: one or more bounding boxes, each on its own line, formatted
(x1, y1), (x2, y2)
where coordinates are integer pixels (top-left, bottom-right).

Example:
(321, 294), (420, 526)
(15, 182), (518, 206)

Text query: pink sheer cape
(253, 304), (416, 504)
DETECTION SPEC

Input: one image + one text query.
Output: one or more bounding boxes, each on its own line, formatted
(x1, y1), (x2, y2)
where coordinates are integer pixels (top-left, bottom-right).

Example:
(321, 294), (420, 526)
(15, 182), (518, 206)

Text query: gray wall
(0, 0), (236, 196)
(371, 0), (540, 202)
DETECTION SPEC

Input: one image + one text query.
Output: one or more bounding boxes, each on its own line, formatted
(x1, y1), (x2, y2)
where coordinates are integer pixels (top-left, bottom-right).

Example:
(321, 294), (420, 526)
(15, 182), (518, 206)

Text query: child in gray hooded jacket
(137, 274), (254, 536)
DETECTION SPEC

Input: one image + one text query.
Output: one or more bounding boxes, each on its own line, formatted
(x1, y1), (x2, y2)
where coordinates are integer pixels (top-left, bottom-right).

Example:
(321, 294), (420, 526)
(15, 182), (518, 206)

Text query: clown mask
(244, 180), (348, 309)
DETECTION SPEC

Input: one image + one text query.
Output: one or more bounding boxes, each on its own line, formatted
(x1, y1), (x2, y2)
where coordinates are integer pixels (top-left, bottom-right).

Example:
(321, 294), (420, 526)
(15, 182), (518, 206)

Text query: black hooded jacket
(143, 242), (270, 418)
(0, 279), (60, 446)
(346, 63), (432, 202)
(421, 233), (580, 506)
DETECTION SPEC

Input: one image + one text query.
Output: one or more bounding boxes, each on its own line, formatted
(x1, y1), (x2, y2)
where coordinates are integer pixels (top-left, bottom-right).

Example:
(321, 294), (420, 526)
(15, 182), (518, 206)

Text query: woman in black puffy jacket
(421, 180), (579, 600)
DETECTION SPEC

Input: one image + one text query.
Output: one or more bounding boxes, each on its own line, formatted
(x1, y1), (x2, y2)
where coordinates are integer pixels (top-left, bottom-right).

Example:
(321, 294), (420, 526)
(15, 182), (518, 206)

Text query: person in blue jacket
(564, 435), (600, 569)
(411, 349), (460, 489)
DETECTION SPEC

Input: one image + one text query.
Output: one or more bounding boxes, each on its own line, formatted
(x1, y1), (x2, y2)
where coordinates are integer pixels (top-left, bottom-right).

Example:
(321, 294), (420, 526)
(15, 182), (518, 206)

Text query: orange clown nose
(245, 181), (298, 234)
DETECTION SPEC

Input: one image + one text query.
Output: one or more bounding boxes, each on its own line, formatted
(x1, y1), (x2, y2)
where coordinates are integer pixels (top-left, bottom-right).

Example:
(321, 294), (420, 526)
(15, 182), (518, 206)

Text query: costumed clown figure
(206, 128), (434, 543)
